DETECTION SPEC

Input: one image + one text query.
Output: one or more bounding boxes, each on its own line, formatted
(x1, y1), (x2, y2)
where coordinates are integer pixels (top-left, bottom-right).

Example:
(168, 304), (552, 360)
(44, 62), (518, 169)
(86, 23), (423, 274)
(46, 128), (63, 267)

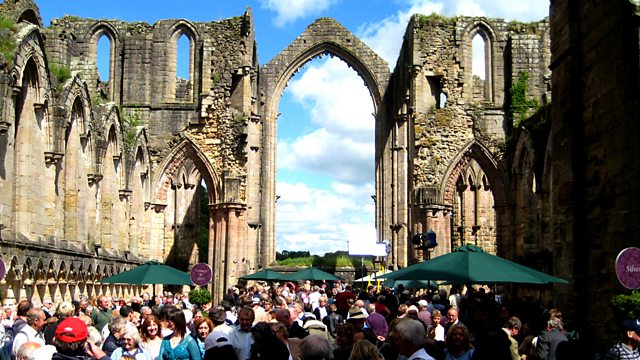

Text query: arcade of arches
(0, 1), (639, 351)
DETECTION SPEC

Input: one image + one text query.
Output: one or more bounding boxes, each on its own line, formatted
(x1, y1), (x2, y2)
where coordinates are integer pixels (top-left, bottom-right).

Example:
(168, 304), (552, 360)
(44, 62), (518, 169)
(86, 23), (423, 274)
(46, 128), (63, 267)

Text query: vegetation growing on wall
(510, 71), (539, 126)
(417, 13), (455, 27)
(120, 108), (142, 152)
(49, 63), (71, 92)
(0, 16), (16, 66)
(276, 250), (374, 268)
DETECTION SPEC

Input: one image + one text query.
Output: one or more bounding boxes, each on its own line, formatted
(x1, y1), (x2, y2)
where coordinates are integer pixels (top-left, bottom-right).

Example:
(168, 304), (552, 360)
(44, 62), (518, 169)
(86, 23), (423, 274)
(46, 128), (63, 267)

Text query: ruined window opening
(176, 34), (190, 80)
(96, 35), (111, 82)
(472, 34), (486, 80)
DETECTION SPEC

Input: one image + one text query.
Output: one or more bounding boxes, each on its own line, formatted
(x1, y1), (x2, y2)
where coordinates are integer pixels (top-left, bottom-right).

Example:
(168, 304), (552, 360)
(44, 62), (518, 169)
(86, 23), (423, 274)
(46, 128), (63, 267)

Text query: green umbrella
(383, 279), (440, 289)
(281, 268), (342, 281)
(98, 260), (194, 285)
(382, 245), (568, 285)
(240, 269), (285, 281)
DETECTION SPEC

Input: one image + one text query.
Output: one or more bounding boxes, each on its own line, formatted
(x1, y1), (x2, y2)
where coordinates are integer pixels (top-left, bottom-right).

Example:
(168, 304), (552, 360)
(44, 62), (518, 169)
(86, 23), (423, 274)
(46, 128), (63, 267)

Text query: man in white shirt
(12, 308), (46, 358)
(229, 307), (255, 360)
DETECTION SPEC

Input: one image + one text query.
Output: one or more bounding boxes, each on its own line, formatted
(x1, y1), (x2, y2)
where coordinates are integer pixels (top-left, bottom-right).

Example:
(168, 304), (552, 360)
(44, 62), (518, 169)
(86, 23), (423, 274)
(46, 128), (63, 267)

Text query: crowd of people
(0, 281), (637, 360)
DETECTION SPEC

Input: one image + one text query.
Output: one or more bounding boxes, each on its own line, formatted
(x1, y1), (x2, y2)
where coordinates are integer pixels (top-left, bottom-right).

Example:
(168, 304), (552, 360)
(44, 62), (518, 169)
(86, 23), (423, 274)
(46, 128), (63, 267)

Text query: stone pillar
(209, 203), (246, 305)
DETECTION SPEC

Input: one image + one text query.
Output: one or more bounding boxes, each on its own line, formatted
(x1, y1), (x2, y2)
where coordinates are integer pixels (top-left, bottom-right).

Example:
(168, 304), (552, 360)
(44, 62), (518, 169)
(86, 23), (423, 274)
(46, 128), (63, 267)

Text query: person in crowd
(313, 296), (329, 322)
(229, 307), (254, 360)
(12, 308), (46, 358)
(208, 307), (232, 336)
(333, 323), (355, 360)
(110, 326), (152, 360)
(502, 316), (522, 360)
(299, 334), (332, 360)
(51, 317), (110, 360)
(321, 303), (342, 339)
(77, 314), (102, 347)
(428, 309), (445, 342)
(270, 321), (302, 360)
(348, 338), (384, 360)
(378, 318), (405, 360)
(604, 319), (640, 360)
(41, 298), (54, 319)
(102, 316), (127, 357)
(392, 318), (435, 360)
(276, 308), (308, 339)
(249, 321), (289, 360)
(444, 323), (474, 360)
(417, 299), (432, 330)
(535, 317), (568, 360)
(139, 315), (162, 360)
(192, 317), (213, 358)
(92, 296), (112, 334)
(346, 306), (376, 345)
(203, 330), (237, 360)
(365, 303), (388, 341)
(158, 307), (201, 360)
(335, 285), (356, 318)
(12, 300), (32, 335)
(44, 301), (75, 345)
(445, 307), (461, 333)
(16, 341), (42, 360)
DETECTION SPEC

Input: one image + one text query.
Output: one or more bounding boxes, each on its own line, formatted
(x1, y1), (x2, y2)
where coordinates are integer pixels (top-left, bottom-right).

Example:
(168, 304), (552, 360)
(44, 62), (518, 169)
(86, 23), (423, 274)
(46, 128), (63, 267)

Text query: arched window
(96, 34), (111, 82)
(168, 25), (195, 102)
(176, 34), (190, 81)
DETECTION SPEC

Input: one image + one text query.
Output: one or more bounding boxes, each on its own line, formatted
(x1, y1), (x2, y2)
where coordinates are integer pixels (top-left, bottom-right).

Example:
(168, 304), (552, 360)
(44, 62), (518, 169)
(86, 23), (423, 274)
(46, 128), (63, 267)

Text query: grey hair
(108, 316), (127, 334)
(395, 319), (426, 348)
(299, 334), (333, 360)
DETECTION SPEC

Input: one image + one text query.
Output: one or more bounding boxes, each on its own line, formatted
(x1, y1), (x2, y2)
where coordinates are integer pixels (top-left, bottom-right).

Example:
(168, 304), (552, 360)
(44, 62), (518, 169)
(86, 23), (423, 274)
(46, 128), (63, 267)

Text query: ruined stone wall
(547, 0), (640, 352)
(391, 14), (549, 267)
(0, 0), (256, 305)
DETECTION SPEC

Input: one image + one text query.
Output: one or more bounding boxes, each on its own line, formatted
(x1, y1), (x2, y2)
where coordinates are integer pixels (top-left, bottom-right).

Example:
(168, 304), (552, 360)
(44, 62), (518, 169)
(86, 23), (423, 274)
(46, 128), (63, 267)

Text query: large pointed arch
(258, 18), (390, 267)
(441, 140), (508, 207)
(152, 138), (221, 205)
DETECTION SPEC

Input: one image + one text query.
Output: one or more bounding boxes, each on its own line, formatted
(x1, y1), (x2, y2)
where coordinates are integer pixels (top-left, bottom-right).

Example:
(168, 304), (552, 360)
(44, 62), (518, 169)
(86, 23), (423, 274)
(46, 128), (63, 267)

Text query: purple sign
(616, 247), (640, 289)
(0, 257), (4, 281)
(190, 263), (212, 286)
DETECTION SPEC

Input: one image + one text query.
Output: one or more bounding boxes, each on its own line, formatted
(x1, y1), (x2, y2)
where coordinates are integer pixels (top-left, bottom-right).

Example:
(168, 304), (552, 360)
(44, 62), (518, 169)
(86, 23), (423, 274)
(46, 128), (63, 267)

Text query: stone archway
(258, 18), (391, 265)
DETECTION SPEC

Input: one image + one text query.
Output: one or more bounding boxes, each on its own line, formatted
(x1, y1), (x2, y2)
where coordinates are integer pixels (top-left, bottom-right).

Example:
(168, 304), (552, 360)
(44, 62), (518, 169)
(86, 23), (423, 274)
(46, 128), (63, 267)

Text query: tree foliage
(189, 288), (212, 306)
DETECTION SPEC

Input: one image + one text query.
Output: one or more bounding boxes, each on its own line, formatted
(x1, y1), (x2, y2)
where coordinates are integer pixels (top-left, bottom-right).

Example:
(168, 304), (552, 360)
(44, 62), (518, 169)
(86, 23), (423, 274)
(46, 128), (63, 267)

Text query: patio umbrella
(384, 279), (440, 289)
(382, 245), (568, 285)
(240, 269), (285, 281)
(281, 268), (342, 281)
(98, 260), (194, 285)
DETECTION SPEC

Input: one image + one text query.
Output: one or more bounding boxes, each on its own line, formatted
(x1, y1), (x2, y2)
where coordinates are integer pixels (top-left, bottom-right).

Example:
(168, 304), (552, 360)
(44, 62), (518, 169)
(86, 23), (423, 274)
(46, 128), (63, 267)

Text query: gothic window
(168, 25), (196, 102)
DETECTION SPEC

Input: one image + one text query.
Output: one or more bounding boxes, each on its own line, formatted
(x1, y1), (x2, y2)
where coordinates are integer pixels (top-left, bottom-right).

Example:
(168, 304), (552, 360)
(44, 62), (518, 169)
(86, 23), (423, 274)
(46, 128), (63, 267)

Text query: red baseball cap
(56, 317), (88, 343)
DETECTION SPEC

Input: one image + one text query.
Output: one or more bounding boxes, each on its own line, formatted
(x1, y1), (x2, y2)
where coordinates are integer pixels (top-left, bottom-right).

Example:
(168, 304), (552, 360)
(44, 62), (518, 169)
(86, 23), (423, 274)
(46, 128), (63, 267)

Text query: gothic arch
(459, 19), (503, 104)
(441, 140), (508, 207)
(152, 138), (220, 205)
(88, 21), (119, 100)
(166, 20), (199, 102)
(259, 18), (390, 266)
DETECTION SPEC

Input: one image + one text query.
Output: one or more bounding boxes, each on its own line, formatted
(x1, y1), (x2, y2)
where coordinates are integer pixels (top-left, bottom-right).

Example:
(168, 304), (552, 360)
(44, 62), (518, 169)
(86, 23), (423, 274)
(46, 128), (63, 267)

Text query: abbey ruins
(0, 0), (637, 351)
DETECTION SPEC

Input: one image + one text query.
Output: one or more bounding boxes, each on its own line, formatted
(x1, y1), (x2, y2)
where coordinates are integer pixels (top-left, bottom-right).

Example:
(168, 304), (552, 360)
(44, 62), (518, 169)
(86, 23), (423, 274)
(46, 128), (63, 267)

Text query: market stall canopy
(98, 260), (194, 285)
(281, 268), (342, 281)
(382, 245), (568, 285)
(240, 269), (286, 281)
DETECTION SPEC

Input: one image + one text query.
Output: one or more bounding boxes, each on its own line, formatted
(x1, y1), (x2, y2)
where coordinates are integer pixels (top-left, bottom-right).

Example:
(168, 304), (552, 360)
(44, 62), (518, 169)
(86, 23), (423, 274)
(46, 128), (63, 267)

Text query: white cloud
(275, 181), (375, 255)
(278, 58), (375, 185)
(260, 0), (339, 27)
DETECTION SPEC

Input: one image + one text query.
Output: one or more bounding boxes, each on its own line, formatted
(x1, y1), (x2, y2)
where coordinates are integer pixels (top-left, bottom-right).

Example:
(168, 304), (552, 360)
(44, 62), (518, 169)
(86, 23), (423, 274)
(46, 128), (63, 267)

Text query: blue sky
(33, 0), (549, 256)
